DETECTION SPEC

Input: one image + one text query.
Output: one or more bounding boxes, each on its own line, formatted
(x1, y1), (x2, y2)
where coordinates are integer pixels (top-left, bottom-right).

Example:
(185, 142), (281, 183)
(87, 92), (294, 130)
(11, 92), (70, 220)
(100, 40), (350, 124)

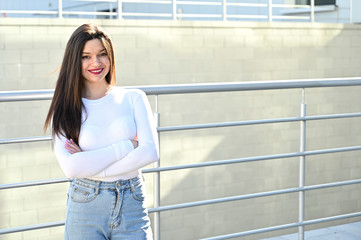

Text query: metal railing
(0, 0), (354, 23)
(1, 77), (361, 240)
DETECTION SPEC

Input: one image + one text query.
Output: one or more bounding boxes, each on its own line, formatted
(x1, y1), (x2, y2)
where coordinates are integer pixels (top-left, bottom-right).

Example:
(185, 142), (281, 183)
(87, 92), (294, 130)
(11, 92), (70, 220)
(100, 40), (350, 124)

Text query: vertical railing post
(268, 0), (272, 22)
(298, 88), (306, 240)
(172, 0), (177, 20)
(350, 0), (353, 24)
(310, 0), (315, 22)
(58, 0), (63, 18)
(222, 0), (227, 21)
(153, 95), (161, 240)
(117, 0), (123, 19)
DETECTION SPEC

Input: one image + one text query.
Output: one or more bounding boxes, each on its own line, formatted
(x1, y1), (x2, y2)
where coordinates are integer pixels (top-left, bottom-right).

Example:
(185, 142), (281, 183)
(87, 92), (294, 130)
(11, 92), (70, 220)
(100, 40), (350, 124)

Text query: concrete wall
(0, 18), (361, 240)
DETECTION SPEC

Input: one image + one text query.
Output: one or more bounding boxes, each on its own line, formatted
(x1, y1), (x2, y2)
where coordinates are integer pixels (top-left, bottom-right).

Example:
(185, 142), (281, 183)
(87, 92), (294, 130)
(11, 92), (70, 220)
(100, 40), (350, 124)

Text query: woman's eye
(82, 56), (90, 59)
(100, 52), (108, 57)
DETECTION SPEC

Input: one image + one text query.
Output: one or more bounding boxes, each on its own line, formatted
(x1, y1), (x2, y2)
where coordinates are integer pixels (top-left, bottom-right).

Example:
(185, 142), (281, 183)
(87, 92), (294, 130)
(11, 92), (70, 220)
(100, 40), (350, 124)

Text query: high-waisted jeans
(65, 176), (153, 240)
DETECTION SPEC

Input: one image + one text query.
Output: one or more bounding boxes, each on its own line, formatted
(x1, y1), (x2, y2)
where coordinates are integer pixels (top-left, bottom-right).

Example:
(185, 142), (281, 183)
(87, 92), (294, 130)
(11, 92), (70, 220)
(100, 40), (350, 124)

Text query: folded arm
(54, 134), (135, 179)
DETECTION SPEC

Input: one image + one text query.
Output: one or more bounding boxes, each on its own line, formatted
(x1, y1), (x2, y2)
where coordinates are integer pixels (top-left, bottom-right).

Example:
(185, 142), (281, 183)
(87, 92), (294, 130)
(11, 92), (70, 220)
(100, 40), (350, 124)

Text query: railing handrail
(1, 77), (361, 239)
(1, 78), (361, 102)
(1, 0), (351, 23)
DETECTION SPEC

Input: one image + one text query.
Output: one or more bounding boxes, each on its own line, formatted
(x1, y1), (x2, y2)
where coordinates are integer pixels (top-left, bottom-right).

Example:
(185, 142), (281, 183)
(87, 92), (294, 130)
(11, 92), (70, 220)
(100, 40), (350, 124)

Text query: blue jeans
(65, 176), (153, 240)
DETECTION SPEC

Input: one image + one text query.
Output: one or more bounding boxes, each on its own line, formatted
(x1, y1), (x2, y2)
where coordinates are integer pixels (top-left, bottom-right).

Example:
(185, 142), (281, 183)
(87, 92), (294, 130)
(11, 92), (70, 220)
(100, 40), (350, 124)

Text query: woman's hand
(65, 139), (82, 154)
(131, 136), (139, 149)
(131, 139), (138, 148)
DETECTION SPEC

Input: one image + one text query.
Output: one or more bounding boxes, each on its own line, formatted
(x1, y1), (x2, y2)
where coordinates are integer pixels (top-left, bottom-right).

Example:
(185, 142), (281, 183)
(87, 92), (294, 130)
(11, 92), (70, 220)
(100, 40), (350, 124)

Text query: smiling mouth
(88, 68), (104, 75)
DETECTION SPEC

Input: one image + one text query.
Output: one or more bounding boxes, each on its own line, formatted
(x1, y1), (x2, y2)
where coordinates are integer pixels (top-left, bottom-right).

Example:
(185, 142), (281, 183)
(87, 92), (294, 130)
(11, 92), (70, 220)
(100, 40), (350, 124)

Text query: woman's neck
(83, 81), (112, 100)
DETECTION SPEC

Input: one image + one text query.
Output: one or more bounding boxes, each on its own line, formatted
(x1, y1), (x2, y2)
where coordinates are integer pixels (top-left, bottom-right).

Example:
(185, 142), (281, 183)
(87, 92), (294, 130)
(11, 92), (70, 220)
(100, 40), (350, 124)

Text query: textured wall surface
(0, 18), (361, 240)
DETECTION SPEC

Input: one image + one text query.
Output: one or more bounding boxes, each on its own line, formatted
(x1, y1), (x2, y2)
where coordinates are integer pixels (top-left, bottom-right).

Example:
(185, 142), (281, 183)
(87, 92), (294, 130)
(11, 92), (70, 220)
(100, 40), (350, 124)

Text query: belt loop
(129, 178), (135, 193)
(95, 181), (100, 195)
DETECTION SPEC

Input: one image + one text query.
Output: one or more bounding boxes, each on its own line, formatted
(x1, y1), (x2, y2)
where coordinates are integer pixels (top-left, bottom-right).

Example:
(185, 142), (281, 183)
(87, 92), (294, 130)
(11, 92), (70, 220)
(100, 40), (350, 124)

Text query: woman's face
(81, 38), (110, 85)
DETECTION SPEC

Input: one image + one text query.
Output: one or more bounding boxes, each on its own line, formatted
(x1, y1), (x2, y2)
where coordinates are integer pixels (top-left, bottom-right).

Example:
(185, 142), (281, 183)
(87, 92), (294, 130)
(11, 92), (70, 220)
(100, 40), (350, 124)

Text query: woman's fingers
(131, 139), (138, 148)
(65, 139), (82, 154)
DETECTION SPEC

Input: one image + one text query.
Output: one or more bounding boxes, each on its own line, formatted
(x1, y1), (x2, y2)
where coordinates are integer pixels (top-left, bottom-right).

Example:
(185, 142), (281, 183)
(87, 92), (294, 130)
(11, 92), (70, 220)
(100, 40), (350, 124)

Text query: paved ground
(261, 221), (361, 240)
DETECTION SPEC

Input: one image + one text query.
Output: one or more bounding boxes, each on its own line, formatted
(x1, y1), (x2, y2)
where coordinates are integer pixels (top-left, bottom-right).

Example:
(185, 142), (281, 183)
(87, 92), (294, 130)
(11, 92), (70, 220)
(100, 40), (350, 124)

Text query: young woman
(44, 23), (159, 240)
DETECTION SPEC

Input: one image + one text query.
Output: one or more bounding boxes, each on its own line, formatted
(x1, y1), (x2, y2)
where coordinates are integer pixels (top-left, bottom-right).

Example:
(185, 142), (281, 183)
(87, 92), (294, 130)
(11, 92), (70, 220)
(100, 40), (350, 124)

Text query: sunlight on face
(81, 39), (110, 85)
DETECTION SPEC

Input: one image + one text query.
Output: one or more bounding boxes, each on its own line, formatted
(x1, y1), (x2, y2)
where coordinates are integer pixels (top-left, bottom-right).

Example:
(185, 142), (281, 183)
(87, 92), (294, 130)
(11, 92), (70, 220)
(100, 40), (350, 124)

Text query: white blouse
(53, 87), (159, 182)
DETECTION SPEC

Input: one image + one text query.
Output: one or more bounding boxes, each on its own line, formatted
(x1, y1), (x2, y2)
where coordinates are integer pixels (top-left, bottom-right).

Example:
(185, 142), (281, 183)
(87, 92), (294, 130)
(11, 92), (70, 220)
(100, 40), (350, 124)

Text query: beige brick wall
(0, 18), (361, 240)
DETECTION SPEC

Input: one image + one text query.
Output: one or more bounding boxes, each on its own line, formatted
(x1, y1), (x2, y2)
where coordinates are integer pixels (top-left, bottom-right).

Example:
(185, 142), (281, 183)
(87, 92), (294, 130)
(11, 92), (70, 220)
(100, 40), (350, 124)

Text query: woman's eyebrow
(82, 49), (106, 54)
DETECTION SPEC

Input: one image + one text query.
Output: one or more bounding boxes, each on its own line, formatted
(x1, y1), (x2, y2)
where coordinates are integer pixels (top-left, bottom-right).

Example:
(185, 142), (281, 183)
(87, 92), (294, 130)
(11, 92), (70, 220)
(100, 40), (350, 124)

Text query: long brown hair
(44, 24), (116, 144)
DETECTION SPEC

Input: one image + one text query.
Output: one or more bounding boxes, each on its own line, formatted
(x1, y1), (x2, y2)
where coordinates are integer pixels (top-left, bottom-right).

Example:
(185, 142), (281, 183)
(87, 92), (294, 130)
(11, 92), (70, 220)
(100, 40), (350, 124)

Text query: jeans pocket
(70, 183), (98, 203)
(131, 180), (146, 202)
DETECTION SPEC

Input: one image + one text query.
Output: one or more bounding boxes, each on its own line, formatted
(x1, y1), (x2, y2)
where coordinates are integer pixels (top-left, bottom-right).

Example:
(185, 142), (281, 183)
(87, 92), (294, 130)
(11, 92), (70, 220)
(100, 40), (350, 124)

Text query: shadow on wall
(143, 25), (361, 239)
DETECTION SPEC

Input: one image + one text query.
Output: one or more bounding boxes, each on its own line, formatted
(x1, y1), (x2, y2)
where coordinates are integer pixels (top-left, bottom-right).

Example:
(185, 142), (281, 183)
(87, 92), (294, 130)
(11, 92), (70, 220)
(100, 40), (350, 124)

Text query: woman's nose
(92, 56), (101, 66)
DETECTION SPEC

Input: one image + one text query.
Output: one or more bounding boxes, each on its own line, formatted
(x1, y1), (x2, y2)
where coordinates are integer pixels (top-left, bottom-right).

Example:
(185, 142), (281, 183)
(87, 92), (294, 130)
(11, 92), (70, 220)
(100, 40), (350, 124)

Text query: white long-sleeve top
(53, 87), (159, 182)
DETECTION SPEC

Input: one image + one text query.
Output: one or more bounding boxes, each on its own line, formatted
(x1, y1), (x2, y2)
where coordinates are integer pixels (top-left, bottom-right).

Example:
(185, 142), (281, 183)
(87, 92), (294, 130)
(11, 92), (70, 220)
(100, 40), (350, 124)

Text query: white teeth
(90, 69), (102, 73)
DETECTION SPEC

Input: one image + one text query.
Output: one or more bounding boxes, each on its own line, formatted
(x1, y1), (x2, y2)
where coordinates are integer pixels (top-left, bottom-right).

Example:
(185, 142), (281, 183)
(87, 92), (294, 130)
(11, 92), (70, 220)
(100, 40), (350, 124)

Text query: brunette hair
(44, 23), (116, 144)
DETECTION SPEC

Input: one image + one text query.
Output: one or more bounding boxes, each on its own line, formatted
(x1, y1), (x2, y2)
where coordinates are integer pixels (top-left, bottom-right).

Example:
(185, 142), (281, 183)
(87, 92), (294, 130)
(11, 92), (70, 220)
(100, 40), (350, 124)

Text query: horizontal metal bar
(148, 178), (361, 213)
(177, 14), (222, 18)
(272, 15), (310, 20)
(122, 12), (172, 17)
(75, 0), (117, 2)
(143, 145), (361, 173)
(158, 113), (361, 132)
(0, 221), (65, 235)
(0, 136), (52, 145)
(203, 212), (361, 240)
(148, 187), (301, 213)
(304, 178), (361, 191)
(305, 145), (361, 156)
(136, 78), (361, 95)
(62, 11), (118, 16)
(306, 112), (361, 121)
(0, 10), (58, 15)
(3, 112), (359, 145)
(2, 78), (361, 102)
(176, 1), (222, 5)
(122, 0), (172, 4)
(0, 167), (159, 190)
(0, 178), (69, 190)
(1, 112), (359, 145)
(304, 211), (361, 227)
(0, 89), (53, 102)
(227, 15), (268, 19)
(272, 4), (310, 8)
(142, 152), (301, 173)
(226, 3), (267, 7)
(203, 222), (300, 240)
(0, 166), (160, 190)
